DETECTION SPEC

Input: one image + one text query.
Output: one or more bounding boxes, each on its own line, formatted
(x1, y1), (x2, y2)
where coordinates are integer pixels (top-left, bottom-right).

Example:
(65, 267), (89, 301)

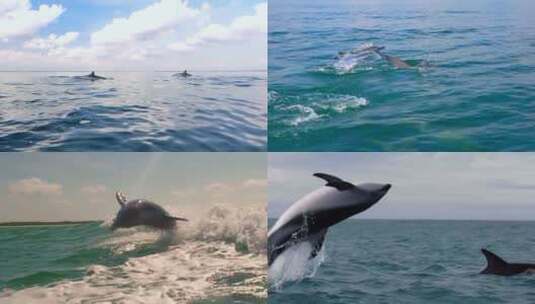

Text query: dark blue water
(269, 219), (535, 304)
(268, 0), (535, 151)
(0, 71), (266, 151)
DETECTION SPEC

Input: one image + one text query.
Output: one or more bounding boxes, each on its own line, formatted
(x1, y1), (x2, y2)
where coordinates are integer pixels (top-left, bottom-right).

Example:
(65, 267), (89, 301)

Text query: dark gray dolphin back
(111, 192), (188, 230)
(481, 249), (508, 274)
(481, 248), (535, 276)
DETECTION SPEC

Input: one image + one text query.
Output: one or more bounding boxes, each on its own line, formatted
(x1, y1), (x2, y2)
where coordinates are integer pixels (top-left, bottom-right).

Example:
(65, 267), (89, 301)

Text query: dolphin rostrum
(111, 192), (188, 231)
(268, 173), (391, 266)
(480, 249), (535, 276)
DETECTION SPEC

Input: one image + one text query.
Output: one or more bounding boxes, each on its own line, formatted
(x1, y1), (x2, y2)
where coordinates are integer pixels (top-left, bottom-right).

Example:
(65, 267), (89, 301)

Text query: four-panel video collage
(1, 0), (534, 303)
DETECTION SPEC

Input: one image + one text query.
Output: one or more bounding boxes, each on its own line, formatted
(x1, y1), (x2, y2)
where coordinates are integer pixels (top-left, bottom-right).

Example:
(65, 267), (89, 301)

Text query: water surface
(269, 0), (535, 151)
(268, 219), (535, 303)
(0, 71), (266, 151)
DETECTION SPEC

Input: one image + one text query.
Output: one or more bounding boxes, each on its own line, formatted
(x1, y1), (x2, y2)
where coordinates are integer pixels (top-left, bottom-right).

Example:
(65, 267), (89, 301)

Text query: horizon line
(0, 69), (267, 73)
(267, 217), (535, 222)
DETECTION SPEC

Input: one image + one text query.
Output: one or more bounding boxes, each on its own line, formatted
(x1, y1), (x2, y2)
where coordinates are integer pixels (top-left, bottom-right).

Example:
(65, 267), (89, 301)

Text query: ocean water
(0, 71), (266, 151)
(268, 0), (535, 151)
(268, 219), (535, 304)
(0, 207), (267, 303)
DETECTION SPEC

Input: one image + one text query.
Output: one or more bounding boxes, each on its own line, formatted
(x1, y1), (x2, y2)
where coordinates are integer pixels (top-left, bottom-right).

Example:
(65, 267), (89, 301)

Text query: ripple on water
(0, 71), (266, 151)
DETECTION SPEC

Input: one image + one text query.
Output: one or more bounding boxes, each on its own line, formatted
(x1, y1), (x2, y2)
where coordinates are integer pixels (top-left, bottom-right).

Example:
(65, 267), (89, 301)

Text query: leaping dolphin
(268, 173), (391, 266)
(480, 249), (535, 276)
(111, 192), (188, 231)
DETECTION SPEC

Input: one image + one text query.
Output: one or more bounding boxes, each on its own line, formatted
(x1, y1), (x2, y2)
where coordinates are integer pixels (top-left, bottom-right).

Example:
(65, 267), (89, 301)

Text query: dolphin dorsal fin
(481, 248), (508, 273)
(116, 192), (127, 207)
(313, 173), (355, 191)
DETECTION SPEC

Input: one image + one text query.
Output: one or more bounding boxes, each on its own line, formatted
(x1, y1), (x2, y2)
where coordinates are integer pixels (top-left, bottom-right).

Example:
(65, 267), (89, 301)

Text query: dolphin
(372, 47), (431, 69)
(174, 70), (192, 77)
(268, 173), (391, 266)
(372, 49), (412, 69)
(336, 45), (384, 59)
(480, 249), (535, 276)
(76, 71), (107, 81)
(111, 192), (188, 231)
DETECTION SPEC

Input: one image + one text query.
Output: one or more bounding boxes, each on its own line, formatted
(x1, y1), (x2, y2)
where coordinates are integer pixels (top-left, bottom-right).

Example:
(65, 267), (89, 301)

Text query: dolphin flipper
(268, 228), (327, 266)
(313, 173), (355, 191)
(116, 192), (127, 207)
(309, 229), (327, 259)
(481, 248), (509, 274)
(166, 215), (189, 222)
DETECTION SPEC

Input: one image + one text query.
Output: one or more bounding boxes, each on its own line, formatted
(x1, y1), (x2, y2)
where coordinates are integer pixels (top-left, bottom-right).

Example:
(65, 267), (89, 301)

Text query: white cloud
(24, 31), (79, 50)
(169, 2), (266, 51)
(91, 0), (204, 46)
(0, 0), (65, 40)
(8, 177), (63, 196)
(81, 184), (107, 195)
(0, 1), (267, 70)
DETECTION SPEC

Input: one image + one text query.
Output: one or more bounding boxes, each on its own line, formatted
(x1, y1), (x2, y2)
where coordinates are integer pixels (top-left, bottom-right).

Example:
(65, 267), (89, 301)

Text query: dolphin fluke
(481, 248), (508, 274)
(313, 173), (355, 191)
(116, 191), (126, 207)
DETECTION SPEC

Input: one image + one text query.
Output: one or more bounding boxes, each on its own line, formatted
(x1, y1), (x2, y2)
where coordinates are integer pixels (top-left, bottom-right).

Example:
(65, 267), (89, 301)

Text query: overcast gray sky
(0, 153), (266, 222)
(269, 153), (535, 221)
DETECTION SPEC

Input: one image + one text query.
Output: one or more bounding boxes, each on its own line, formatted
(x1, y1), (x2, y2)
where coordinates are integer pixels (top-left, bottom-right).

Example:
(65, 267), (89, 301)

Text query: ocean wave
(99, 205), (267, 255)
(1, 241), (266, 303)
(1, 206), (267, 303)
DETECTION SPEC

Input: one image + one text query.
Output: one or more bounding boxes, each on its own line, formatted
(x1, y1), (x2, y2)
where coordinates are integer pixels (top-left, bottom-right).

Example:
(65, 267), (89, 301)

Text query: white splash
(0, 206), (267, 303)
(287, 104), (322, 126)
(268, 242), (326, 290)
(333, 42), (380, 73)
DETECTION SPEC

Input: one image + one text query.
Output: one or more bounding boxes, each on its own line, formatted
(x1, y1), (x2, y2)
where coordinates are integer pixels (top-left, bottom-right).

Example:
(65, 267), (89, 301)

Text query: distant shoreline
(0, 221), (101, 227)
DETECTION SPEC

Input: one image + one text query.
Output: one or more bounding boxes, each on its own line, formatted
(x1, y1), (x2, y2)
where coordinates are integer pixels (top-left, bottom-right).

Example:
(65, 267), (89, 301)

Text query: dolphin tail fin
(481, 248), (508, 274)
(115, 192), (126, 207)
(167, 215), (188, 222)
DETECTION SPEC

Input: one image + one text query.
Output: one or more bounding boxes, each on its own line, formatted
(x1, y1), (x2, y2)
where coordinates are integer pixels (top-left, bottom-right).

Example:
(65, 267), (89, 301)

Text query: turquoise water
(268, 0), (535, 151)
(0, 71), (266, 151)
(0, 215), (267, 303)
(268, 219), (535, 303)
(0, 223), (152, 290)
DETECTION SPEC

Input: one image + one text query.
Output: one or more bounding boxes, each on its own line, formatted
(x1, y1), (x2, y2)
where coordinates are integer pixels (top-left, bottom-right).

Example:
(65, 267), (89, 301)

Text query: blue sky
(0, 153), (266, 222)
(269, 153), (535, 221)
(0, 0), (266, 70)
